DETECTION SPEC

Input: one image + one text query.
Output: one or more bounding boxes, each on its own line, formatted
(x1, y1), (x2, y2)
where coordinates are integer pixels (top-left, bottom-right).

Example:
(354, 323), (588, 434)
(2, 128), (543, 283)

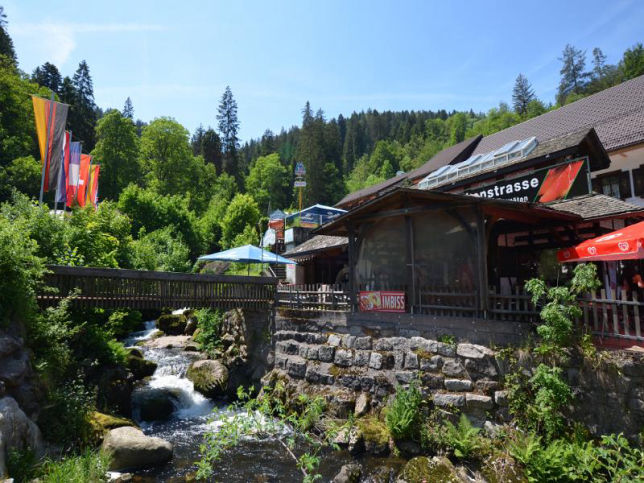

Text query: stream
(122, 321), (401, 482)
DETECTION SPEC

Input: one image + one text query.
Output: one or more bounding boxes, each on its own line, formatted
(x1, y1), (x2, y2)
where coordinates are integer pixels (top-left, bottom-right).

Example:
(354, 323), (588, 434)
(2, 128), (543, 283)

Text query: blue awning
(198, 244), (297, 264)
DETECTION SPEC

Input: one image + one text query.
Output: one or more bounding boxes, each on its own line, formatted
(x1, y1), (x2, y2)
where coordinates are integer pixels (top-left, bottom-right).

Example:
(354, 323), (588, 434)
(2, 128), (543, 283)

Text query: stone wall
(273, 312), (507, 424)
(271, 311), (644, 439)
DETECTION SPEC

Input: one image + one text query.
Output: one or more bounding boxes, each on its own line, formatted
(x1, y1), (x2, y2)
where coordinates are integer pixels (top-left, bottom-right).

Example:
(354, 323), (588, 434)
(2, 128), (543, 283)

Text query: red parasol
(558, 221), (644, 262)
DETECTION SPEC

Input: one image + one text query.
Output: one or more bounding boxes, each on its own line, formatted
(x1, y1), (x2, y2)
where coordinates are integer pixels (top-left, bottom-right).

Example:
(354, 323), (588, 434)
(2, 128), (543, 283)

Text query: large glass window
(356, 217), (407, 290)
(412, 209), (479, 293)
(592, 171), (632, 199)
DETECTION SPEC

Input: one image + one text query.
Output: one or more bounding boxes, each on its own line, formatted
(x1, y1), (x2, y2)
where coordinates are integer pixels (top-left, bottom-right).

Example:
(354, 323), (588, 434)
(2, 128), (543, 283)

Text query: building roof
(472, 74), (644, 156)
(421, 128), (610, 191)
(547, 193), (644, 220)
(335, 135), (481, 209)
(319, 188), (581, 237)
(283, 235), (348, 259)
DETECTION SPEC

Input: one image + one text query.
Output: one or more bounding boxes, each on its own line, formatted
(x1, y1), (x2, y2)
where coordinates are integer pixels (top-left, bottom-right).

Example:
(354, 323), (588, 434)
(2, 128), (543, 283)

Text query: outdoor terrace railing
(39, 265), (278, 311)
(415, 286), (480, 319)
(579, 289), (643, 346)
(276, 284), (350, 312)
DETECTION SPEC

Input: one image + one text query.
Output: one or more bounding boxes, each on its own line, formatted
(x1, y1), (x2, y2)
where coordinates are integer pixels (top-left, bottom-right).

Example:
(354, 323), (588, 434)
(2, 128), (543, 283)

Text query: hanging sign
(294, 180), (307, 188)
(295, 162), (306, 177)
(465, 157), (590, 203)
(359, 291), (406, 313)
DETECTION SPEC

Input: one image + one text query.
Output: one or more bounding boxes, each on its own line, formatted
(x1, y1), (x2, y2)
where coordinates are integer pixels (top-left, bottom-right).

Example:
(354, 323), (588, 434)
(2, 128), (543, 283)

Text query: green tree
(122, 97), (134, 119)
(621, 42), (644, 81)
(557, 44), (589, 105)
(0, 56), (50, 172)
(245, 153), (289, 213)
(130, 226), (191, 272)
(512, 74), (536, 116)
(217, 86), (241, 185)
(192, 126), (223, 174)
(4, 156), (40, 198)
(220, 193), (260, 248)
(447, 112), (468, 144)
(92, 110), (140, 200)
(32, 62), (62, 93)
(0, 6), (16, 64)
(69, 60), (98, 150)
(140, 117), (196, 195)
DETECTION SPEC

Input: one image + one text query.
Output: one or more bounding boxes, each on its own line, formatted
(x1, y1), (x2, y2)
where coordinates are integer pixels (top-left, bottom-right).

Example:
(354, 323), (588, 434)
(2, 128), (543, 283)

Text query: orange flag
(32, 96), (69, 191)
(86, 165), (100, 208)
(77, 154), (91, 207)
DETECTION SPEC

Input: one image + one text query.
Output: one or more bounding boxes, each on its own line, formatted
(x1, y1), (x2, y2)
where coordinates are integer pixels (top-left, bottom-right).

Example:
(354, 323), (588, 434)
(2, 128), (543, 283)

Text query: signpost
(294, 162), (306, 223)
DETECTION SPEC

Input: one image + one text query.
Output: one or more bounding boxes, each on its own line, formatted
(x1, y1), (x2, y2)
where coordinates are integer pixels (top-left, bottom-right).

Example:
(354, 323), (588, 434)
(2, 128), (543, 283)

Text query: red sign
(359, 291), (406, 313)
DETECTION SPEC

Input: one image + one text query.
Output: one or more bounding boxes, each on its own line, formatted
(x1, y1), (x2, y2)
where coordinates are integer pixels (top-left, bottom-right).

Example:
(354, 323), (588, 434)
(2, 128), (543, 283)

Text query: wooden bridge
(38, 265), (278, 311)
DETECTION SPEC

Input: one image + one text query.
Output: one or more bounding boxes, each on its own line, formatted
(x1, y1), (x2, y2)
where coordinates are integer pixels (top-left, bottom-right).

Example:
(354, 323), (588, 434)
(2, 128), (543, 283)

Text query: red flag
(86, 165), (100, 208)
(32, 96), (69, 192)
(77, 154), (91, 207)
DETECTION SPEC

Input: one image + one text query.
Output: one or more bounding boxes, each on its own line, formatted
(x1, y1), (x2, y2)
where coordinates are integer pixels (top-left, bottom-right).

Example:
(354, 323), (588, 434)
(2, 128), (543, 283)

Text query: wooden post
(405, 215), (416, 314)
(475, 207), (489, 317)
(348, 222), (357, 313)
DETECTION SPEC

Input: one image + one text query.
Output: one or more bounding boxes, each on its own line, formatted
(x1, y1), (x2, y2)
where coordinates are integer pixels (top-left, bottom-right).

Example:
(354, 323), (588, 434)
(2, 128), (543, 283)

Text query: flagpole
(39, 92), (55, 205)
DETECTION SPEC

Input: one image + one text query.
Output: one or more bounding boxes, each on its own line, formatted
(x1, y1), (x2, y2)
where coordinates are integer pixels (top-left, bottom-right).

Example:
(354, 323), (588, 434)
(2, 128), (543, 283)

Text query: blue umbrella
(198, 244), (297, 265)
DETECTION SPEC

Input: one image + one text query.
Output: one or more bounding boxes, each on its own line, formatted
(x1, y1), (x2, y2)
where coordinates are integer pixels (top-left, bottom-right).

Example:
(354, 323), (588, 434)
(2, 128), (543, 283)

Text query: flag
(32, 96), (69, 192)
(56, 131), (71, 203)
(77, 154), (91, 207)
(66, 142), (82, 207)
(86, 164), (100, 208)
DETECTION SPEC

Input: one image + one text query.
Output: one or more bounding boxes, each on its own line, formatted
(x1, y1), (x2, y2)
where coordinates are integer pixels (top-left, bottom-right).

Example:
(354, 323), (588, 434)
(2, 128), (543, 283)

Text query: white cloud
(8, 22), (165, 65)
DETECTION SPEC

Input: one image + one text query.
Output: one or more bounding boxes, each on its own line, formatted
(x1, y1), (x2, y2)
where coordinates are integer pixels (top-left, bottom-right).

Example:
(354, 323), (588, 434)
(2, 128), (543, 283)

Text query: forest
(1, 5), (644, 275)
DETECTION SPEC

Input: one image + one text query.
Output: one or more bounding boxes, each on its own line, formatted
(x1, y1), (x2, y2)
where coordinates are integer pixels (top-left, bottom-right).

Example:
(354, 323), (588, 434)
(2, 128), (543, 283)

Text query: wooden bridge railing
(39, 265), (278, 311)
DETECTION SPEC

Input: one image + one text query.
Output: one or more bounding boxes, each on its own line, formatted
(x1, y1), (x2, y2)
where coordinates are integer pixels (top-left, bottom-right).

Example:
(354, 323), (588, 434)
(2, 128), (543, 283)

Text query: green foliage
(38, 449), (110, 483)
(220, 193), (260, 248)
(38, 376), (96, 447)
(193, 309), (223, 357)
(104, 309), (143, 339)
(91, 109), (141, 200)
(441, 414), (484, 459)
(198, 383), (341, 482)
(527, 364), (572, 440)
(4, 155), (40, 198)
(0, 212), (45, 323)
(245, 153), (290, 213)
(385, 381), (423, 441)
(621, 42), (644, 81)
(130, 226), (191, 272)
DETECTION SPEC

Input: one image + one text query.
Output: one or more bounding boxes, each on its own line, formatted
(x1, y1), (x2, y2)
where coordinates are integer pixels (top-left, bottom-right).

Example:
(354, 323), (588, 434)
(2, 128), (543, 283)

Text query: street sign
(294, 180), (307, 188)
(295, 162), (306, 176)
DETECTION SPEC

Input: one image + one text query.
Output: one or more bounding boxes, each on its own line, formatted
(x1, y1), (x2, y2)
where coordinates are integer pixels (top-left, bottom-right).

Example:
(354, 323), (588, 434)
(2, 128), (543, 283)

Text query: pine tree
(202, 128), (223, 174)
(0, 6), (16, 64)
(122, 97), (134, 119)
(592, 47), (607, 79)
(69, 60), (98, 149)
(217, 86), (241, 185)
(191, 125), (205, 155)
(512, 74), (536, 115)
(621, 43), (644, 81)
(32, 62), (62, 93)
(557, 44), (589, 105)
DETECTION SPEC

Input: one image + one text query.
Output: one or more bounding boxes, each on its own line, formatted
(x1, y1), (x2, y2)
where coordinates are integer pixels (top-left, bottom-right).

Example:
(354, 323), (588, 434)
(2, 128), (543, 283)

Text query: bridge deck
(39, 265), (278, 311)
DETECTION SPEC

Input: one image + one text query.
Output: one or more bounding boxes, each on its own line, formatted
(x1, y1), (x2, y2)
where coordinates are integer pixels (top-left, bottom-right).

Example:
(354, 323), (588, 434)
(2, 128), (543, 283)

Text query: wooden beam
(347, 222), (357, 312)
(352, 203), (473, 223)
(476, 207), (489, 315)
(406, 216), (416, 313)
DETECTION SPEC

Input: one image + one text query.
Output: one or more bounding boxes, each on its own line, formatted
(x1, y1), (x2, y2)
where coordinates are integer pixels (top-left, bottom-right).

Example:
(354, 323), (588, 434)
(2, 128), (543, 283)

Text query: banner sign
(359, 291), (406, 313)
(294, 180), (307, 188)
(295, 162), (306, 176)
(465, 157), (590, 203)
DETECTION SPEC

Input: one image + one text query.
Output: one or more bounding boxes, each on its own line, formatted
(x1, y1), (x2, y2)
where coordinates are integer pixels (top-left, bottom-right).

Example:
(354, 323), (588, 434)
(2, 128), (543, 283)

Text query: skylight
(417, 136), (538, 189)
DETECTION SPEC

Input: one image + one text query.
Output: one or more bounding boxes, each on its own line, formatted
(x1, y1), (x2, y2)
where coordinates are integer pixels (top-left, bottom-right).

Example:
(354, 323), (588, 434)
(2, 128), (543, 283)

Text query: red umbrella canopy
(558, 221), (644, 262)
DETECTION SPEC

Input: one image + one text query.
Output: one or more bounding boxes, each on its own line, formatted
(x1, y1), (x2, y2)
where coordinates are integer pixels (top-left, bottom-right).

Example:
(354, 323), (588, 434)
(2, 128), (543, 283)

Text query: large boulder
(126, 354), (157, 380)
(396, 456), (460, 483)
(101, 426), (173, 471)
(332, 463), (362, 483)
(0, 397), (43, 477)
(186, 360), (229, 399)
(133, 389), (177, 422)
(156, 314), (187, 335)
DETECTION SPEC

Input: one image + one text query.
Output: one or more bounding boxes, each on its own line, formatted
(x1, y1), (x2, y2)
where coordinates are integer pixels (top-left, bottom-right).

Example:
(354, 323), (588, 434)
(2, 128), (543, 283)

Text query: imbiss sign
(465, 157), (590, 203)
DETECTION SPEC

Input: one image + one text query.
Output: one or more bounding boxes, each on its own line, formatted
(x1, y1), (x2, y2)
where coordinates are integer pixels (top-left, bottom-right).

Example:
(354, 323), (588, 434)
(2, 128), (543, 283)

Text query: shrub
(105, 309), (143, 339)
(38, 449), (110, 483)
(385, 381), (423, 441)
(130, 226), (191, 272)
(193, 309), (223, 357)
(442, 414), (484, 459)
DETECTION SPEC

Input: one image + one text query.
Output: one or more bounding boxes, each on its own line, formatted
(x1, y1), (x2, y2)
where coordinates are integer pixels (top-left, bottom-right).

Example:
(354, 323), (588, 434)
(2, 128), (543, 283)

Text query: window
(634, 166), (644, 197)
(593, 171), (632, 199)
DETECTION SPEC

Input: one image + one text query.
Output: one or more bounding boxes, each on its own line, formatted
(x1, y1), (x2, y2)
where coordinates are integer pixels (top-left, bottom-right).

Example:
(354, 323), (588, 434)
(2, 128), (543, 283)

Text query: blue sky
(5, 0), (644, 141)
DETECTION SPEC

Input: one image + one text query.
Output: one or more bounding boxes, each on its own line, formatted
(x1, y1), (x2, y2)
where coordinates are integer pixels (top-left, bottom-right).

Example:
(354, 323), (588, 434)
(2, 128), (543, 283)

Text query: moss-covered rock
(357, 417), (390, 455)
(134, 388), (177, 422)
(127, 354), (157, 380)
(481, 452), (528, 483)
(156, 314), (187, 335)
(396, 456), (460, 483)
(87, 411), (136, 445)
(186, 360), (229, 398)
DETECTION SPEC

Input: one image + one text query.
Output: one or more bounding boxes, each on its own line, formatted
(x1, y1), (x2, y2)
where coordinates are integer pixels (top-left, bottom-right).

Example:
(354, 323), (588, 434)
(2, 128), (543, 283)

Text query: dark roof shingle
(548, 193), (644, 220)
(283, 235), (347, 258)
(472, 75), (644, 156)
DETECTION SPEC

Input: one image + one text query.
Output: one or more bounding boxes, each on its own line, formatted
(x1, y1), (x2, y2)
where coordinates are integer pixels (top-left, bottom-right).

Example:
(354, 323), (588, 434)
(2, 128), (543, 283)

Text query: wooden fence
(276, 284), (350, 312)
(579, 289), (643, 345)
(39, 265), (278, 311)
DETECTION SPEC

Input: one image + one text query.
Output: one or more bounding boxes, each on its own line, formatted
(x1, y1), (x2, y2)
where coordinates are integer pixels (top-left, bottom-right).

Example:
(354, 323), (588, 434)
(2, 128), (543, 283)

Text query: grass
(7, 448), (110, 483)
